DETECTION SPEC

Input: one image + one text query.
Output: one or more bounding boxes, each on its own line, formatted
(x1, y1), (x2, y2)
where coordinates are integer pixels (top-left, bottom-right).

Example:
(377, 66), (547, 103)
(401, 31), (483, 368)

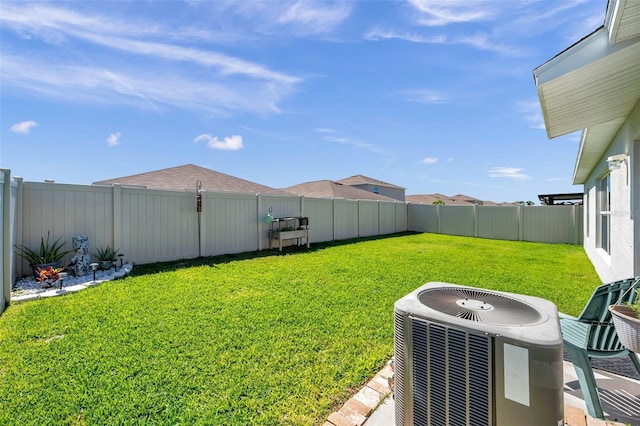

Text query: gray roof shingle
(282, 180), (398, 201)
(335, 174), (405, 190)
(93, 164), (290, 195)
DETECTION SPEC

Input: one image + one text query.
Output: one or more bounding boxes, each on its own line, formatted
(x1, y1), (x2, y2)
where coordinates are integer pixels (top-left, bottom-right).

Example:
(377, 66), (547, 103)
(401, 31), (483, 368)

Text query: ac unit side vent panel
(394, 311), (407, 426)
(411, 319), (491, 426)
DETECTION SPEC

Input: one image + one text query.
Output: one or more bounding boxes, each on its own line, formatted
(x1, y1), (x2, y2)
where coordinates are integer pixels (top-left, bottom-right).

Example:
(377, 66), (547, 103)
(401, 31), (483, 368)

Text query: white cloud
(106, 132), (122, 146)
(0, 4), (300, 116)
(10, 120), (37, 134)
(1, 54), (292, 116)
(364, 28), (446, 44)
(516, 100), (546, 129)
(402, 89), (450, 104)
(277, 1), (352, 35)
(226, 0), (352, 37)
(365, 28), (522, 56)
(488, 167), (531, 180)
(194, 134), (244, 151)
(324, 135), (384, 154)
(421, 157), (438, 164)
(408, 0), (497, 26)
(315, 127), (336, 133)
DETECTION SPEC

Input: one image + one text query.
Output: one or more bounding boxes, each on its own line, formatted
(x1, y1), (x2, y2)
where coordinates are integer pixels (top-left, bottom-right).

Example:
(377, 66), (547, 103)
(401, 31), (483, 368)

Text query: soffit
(572, 118), (626, 184)
(535, 37), (640, 139)
(609, 0), (640, 43)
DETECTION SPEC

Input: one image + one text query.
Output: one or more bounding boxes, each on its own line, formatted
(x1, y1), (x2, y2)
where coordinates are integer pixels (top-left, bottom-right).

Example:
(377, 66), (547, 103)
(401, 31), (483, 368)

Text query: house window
(373, 186), (379, 194)
(597, 174), (610, 254)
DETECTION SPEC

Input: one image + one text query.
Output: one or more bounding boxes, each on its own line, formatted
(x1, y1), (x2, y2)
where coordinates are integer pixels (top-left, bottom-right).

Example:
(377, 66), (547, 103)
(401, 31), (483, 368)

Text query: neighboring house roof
(93, 164), (290, 195)
(406, 194), (475, 206)
(406, 194), (514, 206)
(450, 194), (484, 205)
(533, 0), (640, 184)
(282, 180), (398, 201)
(336, 174), (406, 190)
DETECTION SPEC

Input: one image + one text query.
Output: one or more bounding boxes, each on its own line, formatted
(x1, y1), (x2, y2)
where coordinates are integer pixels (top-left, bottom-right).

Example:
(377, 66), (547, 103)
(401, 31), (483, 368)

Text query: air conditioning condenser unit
(394, 282), (564, 426)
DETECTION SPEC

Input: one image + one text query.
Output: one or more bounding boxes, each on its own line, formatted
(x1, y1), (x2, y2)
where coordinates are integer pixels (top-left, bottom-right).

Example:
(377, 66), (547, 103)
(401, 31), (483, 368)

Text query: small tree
(432, 199), (445, 205)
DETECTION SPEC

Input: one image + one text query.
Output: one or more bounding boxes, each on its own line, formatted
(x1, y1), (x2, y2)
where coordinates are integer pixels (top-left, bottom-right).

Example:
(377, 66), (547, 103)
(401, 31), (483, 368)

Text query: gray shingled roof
(336, 174), (406, 190)
(282, 180), (398, 201)
(407, 194), (514, 206)
(406, 194), (476, 206)
(93, 164), (290, 195)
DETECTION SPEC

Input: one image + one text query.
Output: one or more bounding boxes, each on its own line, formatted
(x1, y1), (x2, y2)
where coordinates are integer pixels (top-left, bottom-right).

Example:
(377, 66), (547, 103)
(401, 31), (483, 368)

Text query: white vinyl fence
(0, 175), (583, 314)
(407, 203), (583, 244)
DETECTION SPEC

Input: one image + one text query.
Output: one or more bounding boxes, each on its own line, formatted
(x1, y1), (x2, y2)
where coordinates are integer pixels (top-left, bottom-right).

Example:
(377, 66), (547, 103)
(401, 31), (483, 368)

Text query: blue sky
(1, 0), (605, 203)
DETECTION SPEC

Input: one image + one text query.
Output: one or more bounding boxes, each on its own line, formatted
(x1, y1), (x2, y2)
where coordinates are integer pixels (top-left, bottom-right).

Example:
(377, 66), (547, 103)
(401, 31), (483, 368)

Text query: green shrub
(92, 245), (120, 262)
(14, 231), (73, 265)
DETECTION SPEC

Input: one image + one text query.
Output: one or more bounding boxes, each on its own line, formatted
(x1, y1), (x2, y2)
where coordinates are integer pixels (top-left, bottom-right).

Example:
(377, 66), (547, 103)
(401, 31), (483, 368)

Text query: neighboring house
(406, 193), (510, 206)
(282, 180), (398, 202)
(336, 175), (406, 201)
(406, 194), (475, 206)
(534, 0), (640, 282)
(450, 194), (504, 206)
(93, 164), (290, 195)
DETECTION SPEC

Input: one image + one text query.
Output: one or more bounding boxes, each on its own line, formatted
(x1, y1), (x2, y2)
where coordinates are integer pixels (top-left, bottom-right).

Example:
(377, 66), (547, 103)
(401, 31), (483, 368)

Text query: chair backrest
(577, 276), (640, 351)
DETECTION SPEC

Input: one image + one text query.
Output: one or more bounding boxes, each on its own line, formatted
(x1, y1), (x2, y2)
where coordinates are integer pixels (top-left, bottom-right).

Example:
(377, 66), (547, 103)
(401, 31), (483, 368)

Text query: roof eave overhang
(533, 27), (640, 138)
(533, 13), (640, 185)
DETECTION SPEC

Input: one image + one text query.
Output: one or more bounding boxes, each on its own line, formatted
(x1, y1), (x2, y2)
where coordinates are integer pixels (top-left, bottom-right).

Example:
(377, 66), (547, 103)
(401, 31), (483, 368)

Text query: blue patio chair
(559, 276), (640, 419)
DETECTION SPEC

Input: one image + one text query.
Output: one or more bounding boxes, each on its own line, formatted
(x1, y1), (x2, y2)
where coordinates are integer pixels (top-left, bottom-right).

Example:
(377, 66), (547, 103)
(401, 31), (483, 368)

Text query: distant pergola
(537, 193), (584, 206)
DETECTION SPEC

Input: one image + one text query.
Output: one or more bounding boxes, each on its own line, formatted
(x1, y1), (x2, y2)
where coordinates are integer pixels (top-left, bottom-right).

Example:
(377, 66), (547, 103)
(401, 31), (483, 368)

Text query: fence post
(200, 191), (208, 256)
(332, 198), (337, 241)
(357, 200), (362, 238)
(299, 195), (304, 218)
(14, 177), (24, 280)
(572, 204), (580, 245)
(437, 204), (442, 234)
(257, 194), (262, 251)
(2, 169), (11, 309)
(378, 201), (381, 236)
(518, 205), (524, 241)
(112, 184), (122, 256)
(473, 204), (478, 238)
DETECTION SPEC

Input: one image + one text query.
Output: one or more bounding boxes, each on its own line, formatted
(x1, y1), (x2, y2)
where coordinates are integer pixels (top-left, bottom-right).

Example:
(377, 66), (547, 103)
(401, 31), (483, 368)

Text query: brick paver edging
(323, 361), (393, 426)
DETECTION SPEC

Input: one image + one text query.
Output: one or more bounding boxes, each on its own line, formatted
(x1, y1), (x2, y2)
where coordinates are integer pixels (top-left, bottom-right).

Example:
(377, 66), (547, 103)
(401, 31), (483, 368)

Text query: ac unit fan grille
(418, 287), (543, 325)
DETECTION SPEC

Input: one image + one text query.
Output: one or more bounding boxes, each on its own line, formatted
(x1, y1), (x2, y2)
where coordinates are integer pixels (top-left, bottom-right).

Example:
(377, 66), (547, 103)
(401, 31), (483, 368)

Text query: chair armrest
(558, 312), (577, 320)
(560, 318), (591, 349)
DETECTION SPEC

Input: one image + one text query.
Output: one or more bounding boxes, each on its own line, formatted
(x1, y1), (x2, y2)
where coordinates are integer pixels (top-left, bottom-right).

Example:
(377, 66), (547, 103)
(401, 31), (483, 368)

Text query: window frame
(596, 172), (611, 254)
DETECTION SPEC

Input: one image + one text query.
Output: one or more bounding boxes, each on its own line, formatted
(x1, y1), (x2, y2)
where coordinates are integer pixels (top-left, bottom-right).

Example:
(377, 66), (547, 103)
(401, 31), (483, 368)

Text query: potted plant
(93, 245), (120, 270)
(609, 288), (640, 353)
(15, 231), (73, 278)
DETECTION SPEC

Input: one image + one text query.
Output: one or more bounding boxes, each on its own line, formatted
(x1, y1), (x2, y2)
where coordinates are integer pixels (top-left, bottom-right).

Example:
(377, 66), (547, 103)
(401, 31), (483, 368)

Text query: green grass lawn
(0, 233), (600, 425)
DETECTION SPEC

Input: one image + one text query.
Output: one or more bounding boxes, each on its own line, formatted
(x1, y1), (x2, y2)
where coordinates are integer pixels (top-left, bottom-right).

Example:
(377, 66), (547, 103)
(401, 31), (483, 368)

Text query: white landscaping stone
(11, 263), (134, 303)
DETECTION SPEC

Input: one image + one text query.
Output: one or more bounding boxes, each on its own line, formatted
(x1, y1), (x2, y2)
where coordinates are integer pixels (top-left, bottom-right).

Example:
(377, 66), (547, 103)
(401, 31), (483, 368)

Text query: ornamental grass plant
(0, 232), (600, 425)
